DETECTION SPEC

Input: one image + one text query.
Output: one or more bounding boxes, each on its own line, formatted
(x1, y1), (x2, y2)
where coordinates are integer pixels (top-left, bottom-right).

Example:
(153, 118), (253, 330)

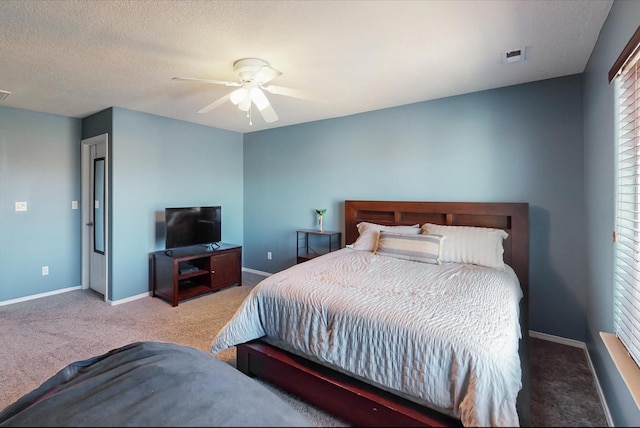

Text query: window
(614, 28), (640, 367)
(608, 25), (640, 408)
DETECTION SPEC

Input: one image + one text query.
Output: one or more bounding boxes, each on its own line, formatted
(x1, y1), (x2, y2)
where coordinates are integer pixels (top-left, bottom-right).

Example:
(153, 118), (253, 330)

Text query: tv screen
(165, 206), (221, 249)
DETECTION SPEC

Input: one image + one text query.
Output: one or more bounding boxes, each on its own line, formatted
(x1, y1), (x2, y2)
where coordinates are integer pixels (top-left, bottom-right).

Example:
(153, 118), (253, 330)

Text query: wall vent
(502, 47), (527, 64)
(0, 90), (10, 101)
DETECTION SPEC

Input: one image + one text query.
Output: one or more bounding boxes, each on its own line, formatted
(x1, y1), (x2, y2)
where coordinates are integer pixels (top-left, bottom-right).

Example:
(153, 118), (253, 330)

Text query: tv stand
(151, 243), (242, 306)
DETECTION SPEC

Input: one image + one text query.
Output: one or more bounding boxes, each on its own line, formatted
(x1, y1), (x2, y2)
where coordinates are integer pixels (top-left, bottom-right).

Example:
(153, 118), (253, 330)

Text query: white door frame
(81, 133), (109, 302)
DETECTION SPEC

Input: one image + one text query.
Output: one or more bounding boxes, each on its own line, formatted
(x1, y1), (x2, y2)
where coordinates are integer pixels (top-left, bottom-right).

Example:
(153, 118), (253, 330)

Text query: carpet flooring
(0, 271), (608, 426)
(529, 336), (608, 427)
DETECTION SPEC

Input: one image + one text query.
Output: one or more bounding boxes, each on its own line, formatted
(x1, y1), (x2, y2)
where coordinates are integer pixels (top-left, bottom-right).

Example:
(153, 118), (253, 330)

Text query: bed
(0, 341), (313, 427)
(211, 200), (530, 427)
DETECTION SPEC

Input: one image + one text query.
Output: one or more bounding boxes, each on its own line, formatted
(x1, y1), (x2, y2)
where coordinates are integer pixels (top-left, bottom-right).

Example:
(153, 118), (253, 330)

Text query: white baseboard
(108, 267), (269, 305)
(0, 285), (82, 306)
(110, 268), (270, 304)
(242, 267), (272, 277)
(529, 330), (614, 427)
(529, 330), (585, 348)
(108, 292), (149, 306)
(1, 267), (269, 307)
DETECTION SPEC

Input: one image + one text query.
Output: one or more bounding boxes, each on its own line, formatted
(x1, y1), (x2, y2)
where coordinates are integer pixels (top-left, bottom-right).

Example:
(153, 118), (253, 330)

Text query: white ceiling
(0, 0), (613, 134)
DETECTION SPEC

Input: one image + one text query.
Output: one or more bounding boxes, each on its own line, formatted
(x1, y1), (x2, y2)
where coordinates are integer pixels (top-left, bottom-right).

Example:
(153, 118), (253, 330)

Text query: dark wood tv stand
(151, 243), (242, 306)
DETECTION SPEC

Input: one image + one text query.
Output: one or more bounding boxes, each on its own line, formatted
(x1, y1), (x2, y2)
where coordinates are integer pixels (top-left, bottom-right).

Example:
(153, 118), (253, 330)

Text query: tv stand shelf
(151, 243), (242, 307)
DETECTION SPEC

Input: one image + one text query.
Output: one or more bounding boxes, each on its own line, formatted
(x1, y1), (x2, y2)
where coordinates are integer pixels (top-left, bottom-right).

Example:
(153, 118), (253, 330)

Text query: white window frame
(605, 25), (640, 410)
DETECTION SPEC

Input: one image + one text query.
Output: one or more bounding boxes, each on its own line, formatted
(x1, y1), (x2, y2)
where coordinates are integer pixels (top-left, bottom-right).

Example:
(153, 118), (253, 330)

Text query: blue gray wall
(0, 106), (82, 301)
(244, 75), (586, 342)
(584, 0), (640, 425)
(108, 107), (243, 300)
(0, 106), (243, 303)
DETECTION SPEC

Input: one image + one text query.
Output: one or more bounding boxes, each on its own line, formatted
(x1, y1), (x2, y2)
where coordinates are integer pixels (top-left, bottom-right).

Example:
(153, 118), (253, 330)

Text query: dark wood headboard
(344, 200), (529, 293)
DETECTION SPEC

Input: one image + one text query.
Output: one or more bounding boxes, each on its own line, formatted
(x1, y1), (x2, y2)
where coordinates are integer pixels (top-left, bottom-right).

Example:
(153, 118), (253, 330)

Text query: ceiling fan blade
(173, 76), (241, 87)
(262, 85), (315, 101)
(197, 93), (231, 114)
(257, 103), (279, 123)
(249, 87), (271, 110)
(252, 66), (282, 85)
(249, 88), (278, 122)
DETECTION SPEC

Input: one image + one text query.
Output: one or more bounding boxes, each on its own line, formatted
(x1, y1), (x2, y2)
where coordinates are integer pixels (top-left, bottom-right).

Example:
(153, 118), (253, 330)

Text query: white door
(81, 134), (108, 299)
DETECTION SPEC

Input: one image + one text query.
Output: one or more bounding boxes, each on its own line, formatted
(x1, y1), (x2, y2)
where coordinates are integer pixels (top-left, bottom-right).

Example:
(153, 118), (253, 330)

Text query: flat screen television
(165, 206), (221, 250)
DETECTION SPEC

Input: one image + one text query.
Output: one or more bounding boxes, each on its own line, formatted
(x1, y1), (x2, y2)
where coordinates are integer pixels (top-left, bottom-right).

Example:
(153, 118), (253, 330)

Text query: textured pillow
(349, 222), (420, 252)
(375, 232), (445, 264)
(420, 223), (508, 270)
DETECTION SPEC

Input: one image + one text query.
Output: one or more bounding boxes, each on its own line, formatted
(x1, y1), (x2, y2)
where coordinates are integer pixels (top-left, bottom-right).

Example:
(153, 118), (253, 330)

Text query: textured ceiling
(0, 0), (613, 133)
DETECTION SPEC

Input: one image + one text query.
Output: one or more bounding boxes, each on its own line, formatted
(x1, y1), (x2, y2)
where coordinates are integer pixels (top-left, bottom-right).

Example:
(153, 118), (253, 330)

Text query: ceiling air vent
(502, 47), (527, 64)
(0, 90), (10, 101)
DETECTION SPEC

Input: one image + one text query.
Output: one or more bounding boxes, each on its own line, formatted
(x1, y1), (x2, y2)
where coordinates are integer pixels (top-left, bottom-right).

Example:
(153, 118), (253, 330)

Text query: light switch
(15, 201), (27, 212)
(71, 200), (78, 210)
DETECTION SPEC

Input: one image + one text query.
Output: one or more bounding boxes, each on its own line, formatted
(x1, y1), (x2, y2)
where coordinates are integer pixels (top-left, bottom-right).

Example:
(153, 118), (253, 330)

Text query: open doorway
(81, 134), (109, 301)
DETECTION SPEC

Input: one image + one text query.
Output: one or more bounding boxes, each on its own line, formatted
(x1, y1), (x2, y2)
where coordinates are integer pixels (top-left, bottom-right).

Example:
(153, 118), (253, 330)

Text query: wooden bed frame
(237, 200), (530, 427)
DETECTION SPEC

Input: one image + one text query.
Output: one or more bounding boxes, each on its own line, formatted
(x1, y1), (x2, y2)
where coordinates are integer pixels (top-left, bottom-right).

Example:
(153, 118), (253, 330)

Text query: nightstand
(296, 229), (342, 263)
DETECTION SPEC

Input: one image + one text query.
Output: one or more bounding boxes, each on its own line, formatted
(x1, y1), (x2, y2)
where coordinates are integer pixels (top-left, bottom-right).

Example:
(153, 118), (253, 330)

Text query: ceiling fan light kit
(173, 57), (296, 125)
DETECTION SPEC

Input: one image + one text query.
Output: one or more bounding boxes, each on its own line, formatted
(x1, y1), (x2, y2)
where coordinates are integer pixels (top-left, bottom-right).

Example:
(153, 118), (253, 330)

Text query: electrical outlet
(42, 266), (49, 276)
(267, 251), (272, 260)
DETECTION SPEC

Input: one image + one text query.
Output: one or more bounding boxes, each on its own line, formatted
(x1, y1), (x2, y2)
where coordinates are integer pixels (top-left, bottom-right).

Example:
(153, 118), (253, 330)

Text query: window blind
(615, 33), (640, 367)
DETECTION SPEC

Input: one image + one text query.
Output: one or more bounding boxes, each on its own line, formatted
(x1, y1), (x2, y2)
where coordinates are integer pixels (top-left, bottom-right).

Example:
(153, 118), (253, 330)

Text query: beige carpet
(0, 271), (607, 427)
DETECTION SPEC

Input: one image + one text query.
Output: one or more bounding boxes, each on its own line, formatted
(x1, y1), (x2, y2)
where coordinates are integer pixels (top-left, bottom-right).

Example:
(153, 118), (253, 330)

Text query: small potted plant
(315, 208), (327, 232)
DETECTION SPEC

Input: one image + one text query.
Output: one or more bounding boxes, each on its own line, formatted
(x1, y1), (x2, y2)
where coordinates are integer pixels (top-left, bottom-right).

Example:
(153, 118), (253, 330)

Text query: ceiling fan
(173, 58), (301, 125)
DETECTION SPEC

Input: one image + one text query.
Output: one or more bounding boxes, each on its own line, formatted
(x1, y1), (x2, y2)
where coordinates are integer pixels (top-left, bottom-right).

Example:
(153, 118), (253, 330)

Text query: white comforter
(211, 248), (523, 427)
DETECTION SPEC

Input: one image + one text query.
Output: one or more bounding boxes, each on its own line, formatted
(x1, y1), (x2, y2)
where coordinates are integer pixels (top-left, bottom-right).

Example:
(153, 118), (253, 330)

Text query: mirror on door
(94, 157), (105, 254)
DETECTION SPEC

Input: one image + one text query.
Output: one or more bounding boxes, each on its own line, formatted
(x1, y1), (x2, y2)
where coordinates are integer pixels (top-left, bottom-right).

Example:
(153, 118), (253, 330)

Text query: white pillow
(420, 223), (508, 270)
(348, 222), (420, 252)
(375, 232), (445, 264)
